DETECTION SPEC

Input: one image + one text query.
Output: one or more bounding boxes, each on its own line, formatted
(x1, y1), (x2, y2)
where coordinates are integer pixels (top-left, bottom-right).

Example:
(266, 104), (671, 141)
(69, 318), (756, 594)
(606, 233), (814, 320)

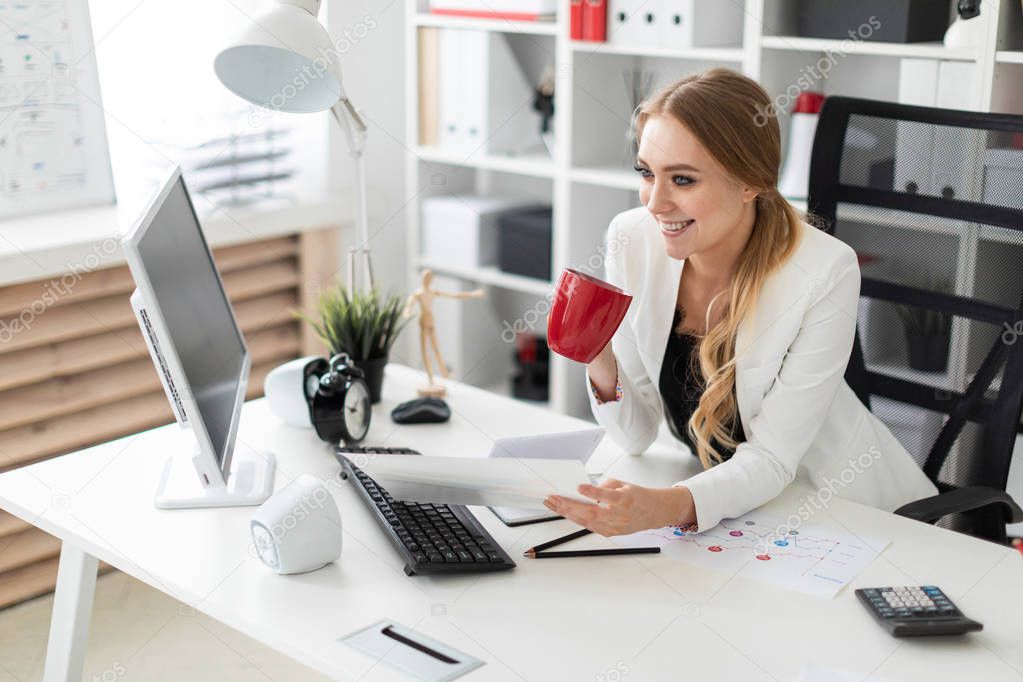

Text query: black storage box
(497, 206), (553, 281)
(511, 334), (549, 402)
(797, 1), (950, 43)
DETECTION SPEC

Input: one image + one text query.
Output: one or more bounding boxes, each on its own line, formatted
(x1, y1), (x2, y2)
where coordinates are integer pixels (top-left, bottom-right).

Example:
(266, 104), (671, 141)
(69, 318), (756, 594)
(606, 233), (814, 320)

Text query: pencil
(525, 547), (661, 558)
(524, 528), (592, 556)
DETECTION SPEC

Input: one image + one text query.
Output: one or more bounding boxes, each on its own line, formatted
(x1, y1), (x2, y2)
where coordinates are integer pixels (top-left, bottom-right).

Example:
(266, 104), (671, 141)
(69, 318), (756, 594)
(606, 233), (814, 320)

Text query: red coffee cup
(547, 269), (633, 364)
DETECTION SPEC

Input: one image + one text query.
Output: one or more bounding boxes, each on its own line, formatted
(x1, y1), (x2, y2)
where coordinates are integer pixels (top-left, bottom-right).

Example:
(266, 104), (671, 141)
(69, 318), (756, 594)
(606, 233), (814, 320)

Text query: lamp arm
(331, 98), (374, 291)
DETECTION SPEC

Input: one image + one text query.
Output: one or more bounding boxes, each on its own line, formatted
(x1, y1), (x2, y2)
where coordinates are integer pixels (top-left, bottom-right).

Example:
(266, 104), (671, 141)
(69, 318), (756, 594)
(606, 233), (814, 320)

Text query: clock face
(343, 380), (371, 442)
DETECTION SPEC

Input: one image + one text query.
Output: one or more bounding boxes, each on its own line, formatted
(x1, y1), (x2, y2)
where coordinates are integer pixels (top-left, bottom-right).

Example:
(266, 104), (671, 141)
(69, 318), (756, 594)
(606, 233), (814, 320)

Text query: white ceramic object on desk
(250, 474), (343, 574)
(264, 356), (322, 429)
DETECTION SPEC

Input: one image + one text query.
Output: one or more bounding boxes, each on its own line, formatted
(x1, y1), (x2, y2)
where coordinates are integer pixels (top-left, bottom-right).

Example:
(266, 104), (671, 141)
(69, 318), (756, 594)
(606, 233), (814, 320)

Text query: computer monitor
(123, 166), (275, 509)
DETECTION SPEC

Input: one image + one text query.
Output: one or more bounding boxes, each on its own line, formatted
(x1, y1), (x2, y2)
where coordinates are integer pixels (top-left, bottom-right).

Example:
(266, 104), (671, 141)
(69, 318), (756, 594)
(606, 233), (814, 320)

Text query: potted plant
(895, 276), (953, 373)
(299, 285), (409, 403)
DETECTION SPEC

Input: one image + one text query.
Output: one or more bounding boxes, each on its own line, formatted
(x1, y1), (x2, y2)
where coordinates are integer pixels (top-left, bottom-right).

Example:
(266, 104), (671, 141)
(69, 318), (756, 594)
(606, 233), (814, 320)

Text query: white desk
(1, 365), (1021, 681)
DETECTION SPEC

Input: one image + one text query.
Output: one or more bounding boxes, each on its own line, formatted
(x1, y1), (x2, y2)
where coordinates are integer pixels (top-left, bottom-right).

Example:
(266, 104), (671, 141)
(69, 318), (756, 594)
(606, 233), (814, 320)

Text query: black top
(658, 306), (745, 462)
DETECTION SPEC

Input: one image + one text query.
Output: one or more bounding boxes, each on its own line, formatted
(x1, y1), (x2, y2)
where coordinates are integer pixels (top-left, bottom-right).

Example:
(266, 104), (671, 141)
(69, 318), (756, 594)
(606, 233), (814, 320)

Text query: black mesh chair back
(807, 96), (1023, 543)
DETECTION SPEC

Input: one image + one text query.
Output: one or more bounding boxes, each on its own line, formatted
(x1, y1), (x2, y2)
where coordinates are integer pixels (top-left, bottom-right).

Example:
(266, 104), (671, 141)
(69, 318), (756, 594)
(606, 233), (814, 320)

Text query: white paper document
(610, 510), (889, 599)
(359, 455), (595, 509)
(487, 428), (604, 523)
(488, 428), (605, 461)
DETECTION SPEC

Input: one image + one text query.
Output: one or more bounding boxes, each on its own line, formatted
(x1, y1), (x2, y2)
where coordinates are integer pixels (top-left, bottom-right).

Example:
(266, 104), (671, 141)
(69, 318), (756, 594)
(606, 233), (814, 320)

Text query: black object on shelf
(512, 333), (549, 402)
(797, 1), (949, 43)
(869, 157), (895, 191)
(906, 332), (951, 373)
(497, 206), (553, 281)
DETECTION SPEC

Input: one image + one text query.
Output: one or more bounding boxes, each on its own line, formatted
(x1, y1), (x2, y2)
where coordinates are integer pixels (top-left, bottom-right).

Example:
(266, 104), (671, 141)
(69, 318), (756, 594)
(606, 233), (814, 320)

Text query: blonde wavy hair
(635, 68), (804, 469)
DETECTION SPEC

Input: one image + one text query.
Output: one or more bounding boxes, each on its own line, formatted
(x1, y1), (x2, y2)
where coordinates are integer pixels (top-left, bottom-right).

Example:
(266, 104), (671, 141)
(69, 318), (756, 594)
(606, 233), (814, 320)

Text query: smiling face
(636, 114), (759, 263)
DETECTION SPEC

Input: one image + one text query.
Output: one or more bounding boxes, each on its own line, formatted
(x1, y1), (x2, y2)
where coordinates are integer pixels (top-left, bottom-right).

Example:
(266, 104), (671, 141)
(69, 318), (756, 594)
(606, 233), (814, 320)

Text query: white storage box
(421, 195), (539, 270)
(609, 0), (743, 49)
(983, 148), (1023, 207)
(428, 0), (557, 19)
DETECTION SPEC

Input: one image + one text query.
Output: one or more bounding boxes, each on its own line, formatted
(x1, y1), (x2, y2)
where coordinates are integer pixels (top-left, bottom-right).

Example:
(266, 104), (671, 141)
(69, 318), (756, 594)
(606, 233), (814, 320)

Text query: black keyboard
(335, 445), (516, 576)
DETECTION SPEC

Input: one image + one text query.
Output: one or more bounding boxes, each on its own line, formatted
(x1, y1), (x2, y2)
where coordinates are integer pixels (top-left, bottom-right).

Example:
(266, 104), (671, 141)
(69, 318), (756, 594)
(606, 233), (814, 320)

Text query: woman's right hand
(586, 343), (618, 403)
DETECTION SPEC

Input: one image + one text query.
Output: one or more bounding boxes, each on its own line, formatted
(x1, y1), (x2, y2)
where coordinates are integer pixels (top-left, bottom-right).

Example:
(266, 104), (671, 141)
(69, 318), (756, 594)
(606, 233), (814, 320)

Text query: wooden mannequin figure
(402, 269), (485, 398)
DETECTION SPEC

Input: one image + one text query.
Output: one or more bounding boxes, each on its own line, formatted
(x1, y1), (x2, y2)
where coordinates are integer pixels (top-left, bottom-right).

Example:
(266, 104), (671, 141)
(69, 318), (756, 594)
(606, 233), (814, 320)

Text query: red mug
(547, 269), (633, 364)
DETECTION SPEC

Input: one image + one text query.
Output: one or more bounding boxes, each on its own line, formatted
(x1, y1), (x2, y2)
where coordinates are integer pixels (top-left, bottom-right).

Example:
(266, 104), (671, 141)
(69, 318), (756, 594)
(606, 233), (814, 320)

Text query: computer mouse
(391, 397), (451, 424)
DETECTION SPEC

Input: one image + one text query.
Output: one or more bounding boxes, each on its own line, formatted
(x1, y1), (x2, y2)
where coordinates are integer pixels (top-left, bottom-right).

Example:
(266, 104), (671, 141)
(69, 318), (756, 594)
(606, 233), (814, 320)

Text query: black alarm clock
(304, 353), (372, 445)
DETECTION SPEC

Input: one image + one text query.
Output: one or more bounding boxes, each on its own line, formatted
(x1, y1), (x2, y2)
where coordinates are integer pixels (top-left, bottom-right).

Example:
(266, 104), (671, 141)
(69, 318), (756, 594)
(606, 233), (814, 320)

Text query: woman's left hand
(544, 479), (695, 536)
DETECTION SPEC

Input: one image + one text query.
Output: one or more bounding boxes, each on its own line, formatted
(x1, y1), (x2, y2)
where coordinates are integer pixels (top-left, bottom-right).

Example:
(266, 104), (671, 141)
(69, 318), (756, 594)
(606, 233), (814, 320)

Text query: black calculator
(855, 586), (983, 637)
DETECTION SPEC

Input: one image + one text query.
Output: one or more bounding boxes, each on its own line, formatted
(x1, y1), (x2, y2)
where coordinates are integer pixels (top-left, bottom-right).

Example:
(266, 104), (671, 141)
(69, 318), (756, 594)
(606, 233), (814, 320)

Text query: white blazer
(589, 207), (938, 532)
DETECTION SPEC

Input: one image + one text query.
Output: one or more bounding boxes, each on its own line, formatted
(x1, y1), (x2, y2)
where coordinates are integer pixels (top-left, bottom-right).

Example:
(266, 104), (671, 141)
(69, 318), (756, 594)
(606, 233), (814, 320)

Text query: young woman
(544, 69), (937, 536)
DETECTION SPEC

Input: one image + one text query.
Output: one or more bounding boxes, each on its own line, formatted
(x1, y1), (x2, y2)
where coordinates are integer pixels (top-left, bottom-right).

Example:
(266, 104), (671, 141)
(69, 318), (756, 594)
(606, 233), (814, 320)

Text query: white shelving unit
(412, 145), (557, 177)
(413, 12), (557, 35)
(416, 259), (553, 296)
(996, 49), (1023, 63)
(759, 36), (979, 61)
(404, 0), (1023, 420)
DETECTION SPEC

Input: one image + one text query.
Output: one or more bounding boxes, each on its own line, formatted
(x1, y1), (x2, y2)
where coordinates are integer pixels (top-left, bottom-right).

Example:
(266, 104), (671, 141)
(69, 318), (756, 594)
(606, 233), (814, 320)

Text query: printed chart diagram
(0, 0), (114, 218)
(611, 511), (889, 598)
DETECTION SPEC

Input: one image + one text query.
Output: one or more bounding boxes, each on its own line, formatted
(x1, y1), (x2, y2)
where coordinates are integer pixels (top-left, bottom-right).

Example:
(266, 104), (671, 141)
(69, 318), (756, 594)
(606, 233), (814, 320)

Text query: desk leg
(43, 542), (99, 682)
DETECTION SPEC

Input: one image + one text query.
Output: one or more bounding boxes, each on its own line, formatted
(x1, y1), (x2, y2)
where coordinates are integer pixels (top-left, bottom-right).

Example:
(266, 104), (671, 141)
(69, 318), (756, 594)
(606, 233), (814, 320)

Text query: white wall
(90, 0), (330, 216)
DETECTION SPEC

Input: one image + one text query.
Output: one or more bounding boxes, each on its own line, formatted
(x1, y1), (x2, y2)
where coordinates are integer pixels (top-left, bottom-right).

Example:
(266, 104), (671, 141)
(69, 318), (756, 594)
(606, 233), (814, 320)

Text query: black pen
(526, 547), (661, 559)
(523, 528), (592, 556)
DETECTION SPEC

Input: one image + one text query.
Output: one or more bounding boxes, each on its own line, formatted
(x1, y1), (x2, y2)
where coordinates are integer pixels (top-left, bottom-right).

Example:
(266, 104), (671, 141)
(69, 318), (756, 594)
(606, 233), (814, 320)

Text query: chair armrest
(894, 487), (1023, 525)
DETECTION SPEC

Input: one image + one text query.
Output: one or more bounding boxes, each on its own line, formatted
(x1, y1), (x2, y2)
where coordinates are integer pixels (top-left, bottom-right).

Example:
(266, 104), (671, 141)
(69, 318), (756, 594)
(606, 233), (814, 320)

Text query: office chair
(807, 96), (1023, 544)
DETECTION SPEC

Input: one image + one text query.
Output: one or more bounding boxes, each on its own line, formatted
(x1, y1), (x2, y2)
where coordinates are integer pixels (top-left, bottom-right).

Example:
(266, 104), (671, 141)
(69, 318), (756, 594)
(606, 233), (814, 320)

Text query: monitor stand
(154, 442), (276, 509)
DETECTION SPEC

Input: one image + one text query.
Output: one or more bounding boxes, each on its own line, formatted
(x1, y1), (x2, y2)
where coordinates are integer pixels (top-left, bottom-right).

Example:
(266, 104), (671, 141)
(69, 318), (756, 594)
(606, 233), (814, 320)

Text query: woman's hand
(543, 479), (696, 536)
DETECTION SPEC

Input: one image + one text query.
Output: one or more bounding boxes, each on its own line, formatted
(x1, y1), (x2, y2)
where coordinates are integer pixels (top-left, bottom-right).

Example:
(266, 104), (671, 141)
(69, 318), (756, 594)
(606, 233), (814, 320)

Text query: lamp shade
(214, 2), (342, 113)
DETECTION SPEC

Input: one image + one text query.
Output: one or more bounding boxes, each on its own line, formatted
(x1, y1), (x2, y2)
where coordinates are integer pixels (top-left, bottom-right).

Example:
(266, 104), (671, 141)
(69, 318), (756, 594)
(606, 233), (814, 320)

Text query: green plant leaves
(295, 285), (410, 361)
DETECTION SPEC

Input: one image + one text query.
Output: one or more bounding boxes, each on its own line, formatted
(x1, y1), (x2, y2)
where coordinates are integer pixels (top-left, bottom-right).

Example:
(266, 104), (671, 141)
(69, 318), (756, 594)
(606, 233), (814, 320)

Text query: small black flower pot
(906, 332), (950, 373)
(352, 356), (388, 404)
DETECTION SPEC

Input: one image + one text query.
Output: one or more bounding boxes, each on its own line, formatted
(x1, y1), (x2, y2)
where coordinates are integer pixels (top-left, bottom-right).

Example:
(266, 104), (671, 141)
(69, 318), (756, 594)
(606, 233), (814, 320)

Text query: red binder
(570, 0), (584, 40)
(581, 0), (607, 42)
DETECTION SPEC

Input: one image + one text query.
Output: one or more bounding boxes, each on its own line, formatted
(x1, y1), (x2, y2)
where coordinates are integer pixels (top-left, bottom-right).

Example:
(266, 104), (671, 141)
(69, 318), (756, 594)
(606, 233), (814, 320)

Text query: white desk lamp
(214, 0), (374, 290)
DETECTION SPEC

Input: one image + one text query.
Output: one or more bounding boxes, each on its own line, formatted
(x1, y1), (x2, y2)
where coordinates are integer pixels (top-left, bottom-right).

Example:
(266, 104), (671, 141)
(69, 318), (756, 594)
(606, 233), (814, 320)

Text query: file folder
(582, 0), (607, 42)
(571, 0), (584, 40)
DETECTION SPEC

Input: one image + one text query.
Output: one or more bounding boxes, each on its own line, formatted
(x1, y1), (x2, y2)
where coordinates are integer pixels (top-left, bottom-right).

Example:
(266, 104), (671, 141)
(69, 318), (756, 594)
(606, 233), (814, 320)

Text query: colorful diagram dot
(789, 530), (799, 535)
(756, 554), (771, 561)
(728, 530), (743, 537)
(774, 540), (789, 546)
(673, 529), (685, 536)
(708, 546), (723, 552)
(745, 521), (755, 525)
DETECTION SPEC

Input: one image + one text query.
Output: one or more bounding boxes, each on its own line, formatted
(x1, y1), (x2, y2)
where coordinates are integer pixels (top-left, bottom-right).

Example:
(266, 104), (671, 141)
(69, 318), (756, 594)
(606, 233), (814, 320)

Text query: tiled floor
(0, 571), (332, 681)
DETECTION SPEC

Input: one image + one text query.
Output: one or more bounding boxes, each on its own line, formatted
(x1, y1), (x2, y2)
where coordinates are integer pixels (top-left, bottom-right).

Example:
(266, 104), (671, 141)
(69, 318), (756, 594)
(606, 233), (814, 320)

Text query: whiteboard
(0, 0), (115, 219)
